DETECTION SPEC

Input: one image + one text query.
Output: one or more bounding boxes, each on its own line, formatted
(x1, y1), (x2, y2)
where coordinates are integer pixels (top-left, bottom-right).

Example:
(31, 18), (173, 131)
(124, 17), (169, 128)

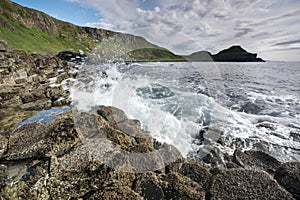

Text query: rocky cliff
(183, 46), (264, 62)
(212, 45), (264, 62)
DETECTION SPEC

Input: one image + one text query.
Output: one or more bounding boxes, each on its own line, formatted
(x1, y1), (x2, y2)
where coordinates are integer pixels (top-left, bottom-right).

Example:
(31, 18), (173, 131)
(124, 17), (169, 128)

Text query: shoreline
(0, 50), (299, 199)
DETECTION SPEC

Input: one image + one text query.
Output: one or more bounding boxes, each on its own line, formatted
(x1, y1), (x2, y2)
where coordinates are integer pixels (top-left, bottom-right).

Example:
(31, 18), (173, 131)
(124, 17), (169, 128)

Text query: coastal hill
(0, 0), (264, 62)
(179, 46), (264, 62)
(212, 45), (264, 62)
(0, 0), (164, 59)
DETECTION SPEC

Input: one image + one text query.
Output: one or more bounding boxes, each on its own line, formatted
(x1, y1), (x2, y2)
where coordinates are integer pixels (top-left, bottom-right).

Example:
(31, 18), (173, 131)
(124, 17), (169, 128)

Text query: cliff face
(212, 46), (264, 62)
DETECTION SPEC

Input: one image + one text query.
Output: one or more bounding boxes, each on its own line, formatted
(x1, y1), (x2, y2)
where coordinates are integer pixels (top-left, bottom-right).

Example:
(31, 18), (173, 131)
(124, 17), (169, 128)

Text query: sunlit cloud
(65, 0), (300, 61)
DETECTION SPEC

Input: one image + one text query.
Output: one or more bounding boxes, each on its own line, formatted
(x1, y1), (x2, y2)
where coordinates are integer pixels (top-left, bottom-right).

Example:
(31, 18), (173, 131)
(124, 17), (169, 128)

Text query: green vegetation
(0, 0), (102, 54)
(0, 0), (185, 61)
(128, 48), (185, 62)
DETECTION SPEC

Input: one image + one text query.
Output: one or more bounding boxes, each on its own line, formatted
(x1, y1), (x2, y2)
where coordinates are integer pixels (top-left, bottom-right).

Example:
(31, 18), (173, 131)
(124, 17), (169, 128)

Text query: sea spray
(70, 61), (300, 164)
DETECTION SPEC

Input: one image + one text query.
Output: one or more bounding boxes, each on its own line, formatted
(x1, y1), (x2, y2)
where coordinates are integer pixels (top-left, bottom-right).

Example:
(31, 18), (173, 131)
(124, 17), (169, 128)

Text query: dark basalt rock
(161, 173), (206, 200)
(207, 168), (295, 200)
(212, 45), (265, 62)
(56, 51), (86, 63)
(1, 105), (299, 199)
(167, 162), (211, 187)
(0, 50), (75, 132)
(233, 149), (281, 174)
(274, 162), (300, 199)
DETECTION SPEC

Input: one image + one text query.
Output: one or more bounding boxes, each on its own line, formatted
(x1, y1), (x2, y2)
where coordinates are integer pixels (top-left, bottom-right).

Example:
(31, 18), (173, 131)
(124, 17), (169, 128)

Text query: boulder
(233, 149), (281, 173)
(161, 172), (206, 200)
(207, 168), (295, 199)
(134, 172), (165, 199)
(274, 162), (300, 199)
(168, 162), (211, 187)
(134, 172), (206, 200)
(56, 51), (86, 63)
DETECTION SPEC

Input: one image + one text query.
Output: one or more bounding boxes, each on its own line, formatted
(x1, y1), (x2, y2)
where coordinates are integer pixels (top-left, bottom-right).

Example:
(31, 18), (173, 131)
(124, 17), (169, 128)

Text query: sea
(21, 61), (300, 164)
(70, 61), (300, 163)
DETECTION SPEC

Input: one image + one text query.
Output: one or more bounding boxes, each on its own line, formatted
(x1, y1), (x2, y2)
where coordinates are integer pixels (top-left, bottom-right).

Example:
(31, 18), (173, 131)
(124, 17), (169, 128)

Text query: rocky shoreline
(0, 50), (299, 199)
(0, 49), (77, 134)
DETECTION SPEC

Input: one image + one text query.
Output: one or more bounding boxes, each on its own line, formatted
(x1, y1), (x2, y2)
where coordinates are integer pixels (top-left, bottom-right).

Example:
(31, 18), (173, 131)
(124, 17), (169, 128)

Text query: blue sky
(11, 0), (300, 61)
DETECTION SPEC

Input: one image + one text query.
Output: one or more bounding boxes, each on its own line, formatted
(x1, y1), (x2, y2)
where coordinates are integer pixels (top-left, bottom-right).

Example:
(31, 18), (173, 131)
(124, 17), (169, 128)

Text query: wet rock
(20, 98), (52, 110)
(198, 147), (231, 168)
(134, 171), (206, 200)
(56, 51), (86, 63)
(3, 104), (297, 199)
(256, 121), (277, 130)
(134, 172), (165, 200)
(75, 108), (182, 173)
(3, 111), (78, 161)
(233, 149), (281, 173)
(168, 162), (211, 187)
(0, 49), (75, 114)
(161, 172), (206, 200)
(207, 168), (295, 200)
(97, 106), (128, 126)
(290, 130), (300, 143)
(89, 187), (143, 200)
(238, 101), (262, 114)
(0, 109), (36, 134)
(274, 162), (300, 199)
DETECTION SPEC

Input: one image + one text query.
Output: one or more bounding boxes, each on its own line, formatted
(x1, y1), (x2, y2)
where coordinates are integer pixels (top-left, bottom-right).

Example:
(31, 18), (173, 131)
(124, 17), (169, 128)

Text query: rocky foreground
(0, 49), (77, 134)
(0, 50), (299, 200)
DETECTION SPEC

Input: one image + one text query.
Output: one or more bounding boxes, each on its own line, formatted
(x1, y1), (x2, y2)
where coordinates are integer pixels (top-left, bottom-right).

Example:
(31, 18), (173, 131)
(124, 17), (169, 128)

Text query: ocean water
(70, 61), (300, 163)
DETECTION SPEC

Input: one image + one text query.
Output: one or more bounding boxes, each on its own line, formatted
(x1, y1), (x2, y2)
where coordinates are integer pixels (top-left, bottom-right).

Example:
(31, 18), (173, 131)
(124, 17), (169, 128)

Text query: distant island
(0, 0), (264, 62)
(128, 46), (265, 62)
(182, 45), (264, 62)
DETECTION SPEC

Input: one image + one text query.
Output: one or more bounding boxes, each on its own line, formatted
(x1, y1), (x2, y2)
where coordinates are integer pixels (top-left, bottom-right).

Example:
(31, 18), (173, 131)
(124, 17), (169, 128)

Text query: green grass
(0, 0), (101, 55)
(0, 0), (181, 61)
(128, 48), (185, 61)
(0, 16), (97, 54)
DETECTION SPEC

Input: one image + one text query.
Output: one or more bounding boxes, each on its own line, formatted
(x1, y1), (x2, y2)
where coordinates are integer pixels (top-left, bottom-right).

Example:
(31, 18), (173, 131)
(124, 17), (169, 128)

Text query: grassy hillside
(128, 48), (185, 61)
(0, 0), (105, 54)
(0, 0), (163, 60)
(183, 51), (214, 62)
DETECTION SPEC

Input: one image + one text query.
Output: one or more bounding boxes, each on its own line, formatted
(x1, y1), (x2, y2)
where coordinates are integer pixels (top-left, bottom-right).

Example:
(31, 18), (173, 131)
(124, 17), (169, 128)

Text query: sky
(11, 0), (300, 61)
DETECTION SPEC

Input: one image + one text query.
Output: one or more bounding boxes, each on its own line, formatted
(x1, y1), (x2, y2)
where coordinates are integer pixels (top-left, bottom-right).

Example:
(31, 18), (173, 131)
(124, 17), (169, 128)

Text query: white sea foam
(70, 62), (300, 162)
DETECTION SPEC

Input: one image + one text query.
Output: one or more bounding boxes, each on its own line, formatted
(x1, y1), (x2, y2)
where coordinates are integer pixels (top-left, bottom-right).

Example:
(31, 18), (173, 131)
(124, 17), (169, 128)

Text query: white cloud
(66, 0), (300, 61)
